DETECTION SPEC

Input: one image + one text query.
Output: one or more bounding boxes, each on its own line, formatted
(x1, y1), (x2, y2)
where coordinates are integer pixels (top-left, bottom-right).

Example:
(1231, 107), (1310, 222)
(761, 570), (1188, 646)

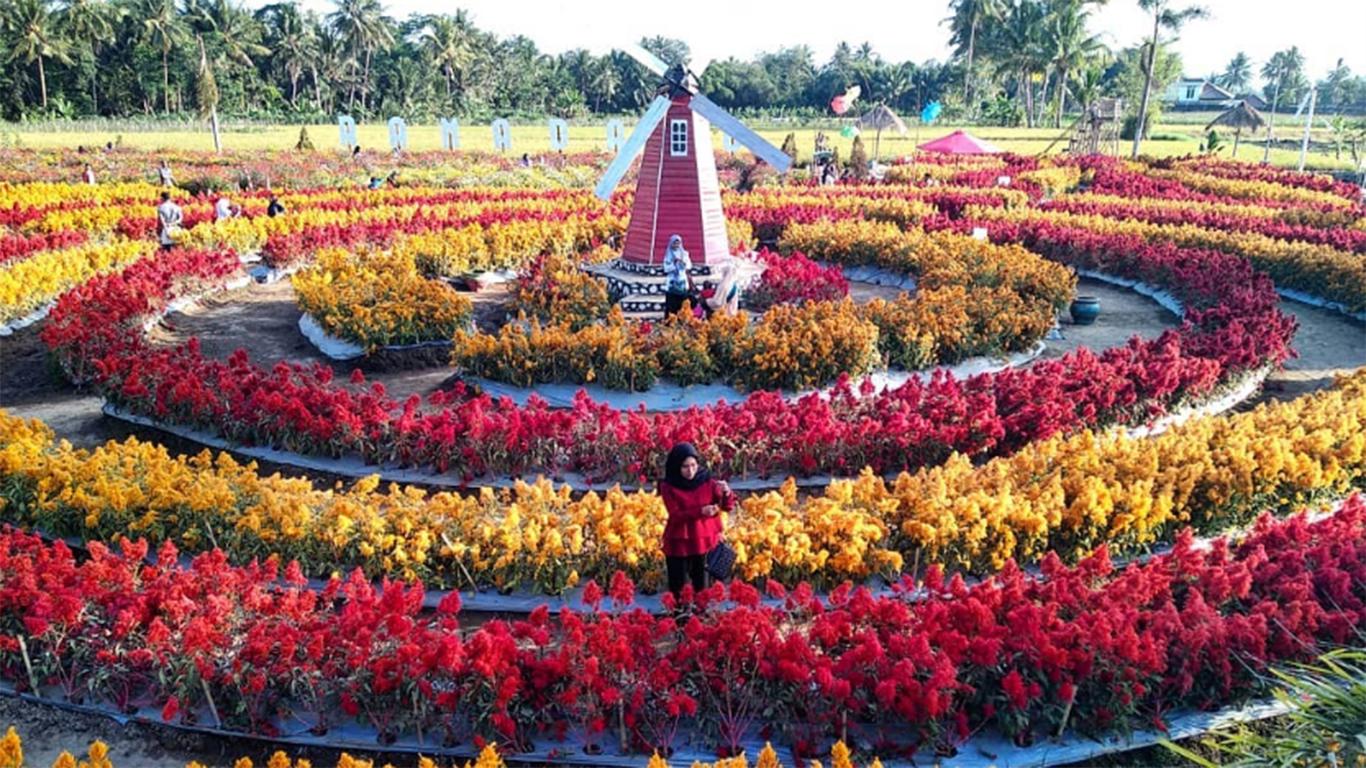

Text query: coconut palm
(945, 0), (1004, 110)
(1130, 0), (1207, 158)
(987, 0), (1048, 128)
(136, 0), (187, 113)
(1045, 0), (1107, 128)
(59, 0), (121, 114)
(589, 57), (620, 113)
(328, 0), (393, 112)
(1218, 51), (1251, 94)
(5, 0), (74, 110)
(419, 13), (473, 104)
(187, 0), (267, 69)
(256, 3), (318, 108)
(1260, 46), (1304, 162)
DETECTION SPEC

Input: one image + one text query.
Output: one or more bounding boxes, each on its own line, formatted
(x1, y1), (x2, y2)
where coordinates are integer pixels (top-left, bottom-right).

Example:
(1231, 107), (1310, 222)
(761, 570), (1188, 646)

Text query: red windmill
(591, 45), (791, 315)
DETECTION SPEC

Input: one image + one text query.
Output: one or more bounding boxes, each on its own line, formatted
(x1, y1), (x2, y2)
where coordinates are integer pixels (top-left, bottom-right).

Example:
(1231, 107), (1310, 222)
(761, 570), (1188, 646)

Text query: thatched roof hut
(1206, 101), (1266, 157)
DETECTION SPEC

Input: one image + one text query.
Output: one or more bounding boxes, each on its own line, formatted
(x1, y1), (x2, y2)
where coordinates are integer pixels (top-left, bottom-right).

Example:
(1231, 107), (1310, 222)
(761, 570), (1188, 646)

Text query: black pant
(666, 554), (708, 597)
(663, 290), (690, 317)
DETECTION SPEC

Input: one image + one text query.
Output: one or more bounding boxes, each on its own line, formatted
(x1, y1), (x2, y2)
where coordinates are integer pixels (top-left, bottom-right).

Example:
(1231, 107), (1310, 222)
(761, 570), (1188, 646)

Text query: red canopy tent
(917, 130), (1003, 154)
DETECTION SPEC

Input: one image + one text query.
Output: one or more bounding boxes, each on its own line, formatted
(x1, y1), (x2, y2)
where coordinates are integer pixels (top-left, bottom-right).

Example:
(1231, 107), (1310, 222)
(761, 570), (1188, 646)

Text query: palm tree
(989, 0), (1047, 128)
(1130, 0), (1207, 158)
(257, 3), (318, 107)
(188, 0), (267, 68)
(136, 0), (186, 113)
(1045, 0), (1107, 128)
(419, 13), (473, 104)
(1320, 58), (1351, 113)
(60, 0), (120, 114)
(589, 56), (620, 113)
(1260, 46), (1303, 162)
(946, 0), (1003, 111)
(328, 0), (393, 112)
(315, 24), (351, 113)
(1218, 51), (1251, 94)
(6, 0), (73, 110)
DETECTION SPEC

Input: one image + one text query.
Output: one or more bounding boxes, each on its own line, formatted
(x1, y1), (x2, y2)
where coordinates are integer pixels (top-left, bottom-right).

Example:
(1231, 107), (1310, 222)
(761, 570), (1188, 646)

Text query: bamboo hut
(1206, 101), (1266, 158)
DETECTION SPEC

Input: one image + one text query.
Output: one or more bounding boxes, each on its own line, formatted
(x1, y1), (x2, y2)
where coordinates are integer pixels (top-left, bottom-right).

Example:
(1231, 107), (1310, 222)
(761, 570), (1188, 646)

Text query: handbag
(705, 539), (736, 581)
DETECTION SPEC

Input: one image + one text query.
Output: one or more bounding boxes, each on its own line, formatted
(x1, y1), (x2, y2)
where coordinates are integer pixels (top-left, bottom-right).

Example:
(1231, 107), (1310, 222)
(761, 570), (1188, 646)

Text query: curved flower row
(964, 204), (1366, 312)
(452, 227), (1069, 392)
(293, 247), (474, 351)
(1161, 155), (1365, 200)
(2, 499), (1360, 754)
(0, 147), (610, 188)
(6, 365), (1362, 594)
(41, 215), (1290, 482)
(1040, 194), (1366, 253)
(0, 238), (154, 324)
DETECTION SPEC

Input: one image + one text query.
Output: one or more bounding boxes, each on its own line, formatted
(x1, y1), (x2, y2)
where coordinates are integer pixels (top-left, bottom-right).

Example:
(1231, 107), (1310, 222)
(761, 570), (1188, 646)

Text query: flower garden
(1, 146), (1364, 765)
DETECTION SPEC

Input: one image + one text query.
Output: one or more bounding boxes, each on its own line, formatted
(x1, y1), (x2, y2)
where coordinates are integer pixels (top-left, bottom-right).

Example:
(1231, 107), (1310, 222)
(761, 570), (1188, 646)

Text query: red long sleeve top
(659, 479), (735, 558)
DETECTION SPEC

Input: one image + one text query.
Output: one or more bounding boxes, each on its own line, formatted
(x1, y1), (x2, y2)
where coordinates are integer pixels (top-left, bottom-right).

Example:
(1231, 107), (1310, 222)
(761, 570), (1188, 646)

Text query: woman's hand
(715, 480), (731, 497)
(701, 504), (720, 517)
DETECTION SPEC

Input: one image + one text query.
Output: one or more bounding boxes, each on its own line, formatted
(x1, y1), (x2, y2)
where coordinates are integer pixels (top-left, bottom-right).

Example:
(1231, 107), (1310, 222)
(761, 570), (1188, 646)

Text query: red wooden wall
(621, 95), (731, 265)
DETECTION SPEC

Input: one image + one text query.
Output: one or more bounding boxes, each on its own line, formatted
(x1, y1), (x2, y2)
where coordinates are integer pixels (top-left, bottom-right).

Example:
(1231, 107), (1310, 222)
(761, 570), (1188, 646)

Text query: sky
(284, 0), (1366, 84)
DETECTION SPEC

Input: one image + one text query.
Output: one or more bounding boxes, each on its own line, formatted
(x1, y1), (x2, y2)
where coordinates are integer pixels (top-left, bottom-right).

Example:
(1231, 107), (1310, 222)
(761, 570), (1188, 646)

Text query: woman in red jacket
(659, 443), (735, 597)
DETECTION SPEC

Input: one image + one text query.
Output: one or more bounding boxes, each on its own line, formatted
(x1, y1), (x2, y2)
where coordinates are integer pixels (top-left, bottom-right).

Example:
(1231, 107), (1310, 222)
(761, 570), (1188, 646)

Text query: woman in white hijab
(662, 234), (692, 316)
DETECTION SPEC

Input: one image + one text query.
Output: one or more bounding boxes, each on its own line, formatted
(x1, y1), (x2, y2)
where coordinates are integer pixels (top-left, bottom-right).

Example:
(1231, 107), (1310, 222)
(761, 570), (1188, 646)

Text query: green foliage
(1162, 648), (1366, 767)
(294, 125), (313, 150)
(779, 131), (797, 162)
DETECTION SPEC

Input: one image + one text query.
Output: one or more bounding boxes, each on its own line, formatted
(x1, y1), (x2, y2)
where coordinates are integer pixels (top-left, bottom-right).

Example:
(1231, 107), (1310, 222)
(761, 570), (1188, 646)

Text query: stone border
(1277, 287), (1366, 324)
(0, 659), (1293, 768)
(0, 302), (54, 336)
(464, 341), (1046, 411)
(296, 313), (455, 362)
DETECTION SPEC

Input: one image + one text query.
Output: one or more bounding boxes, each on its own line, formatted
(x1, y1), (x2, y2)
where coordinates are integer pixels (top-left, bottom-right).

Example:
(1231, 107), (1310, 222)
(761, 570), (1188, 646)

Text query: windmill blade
(688, 94), (792, 173)
(594, 95), (672, 201)
(623, 42), (668, 78)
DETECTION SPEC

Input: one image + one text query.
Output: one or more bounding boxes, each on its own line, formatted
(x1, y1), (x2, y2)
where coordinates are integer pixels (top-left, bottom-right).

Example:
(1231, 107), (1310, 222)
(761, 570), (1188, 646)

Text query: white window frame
(669, 119), (688, 156)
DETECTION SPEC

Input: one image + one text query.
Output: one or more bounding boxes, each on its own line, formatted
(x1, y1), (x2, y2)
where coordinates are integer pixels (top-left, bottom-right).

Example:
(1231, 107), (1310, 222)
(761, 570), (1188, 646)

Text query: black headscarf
(662, 442), (709, 491)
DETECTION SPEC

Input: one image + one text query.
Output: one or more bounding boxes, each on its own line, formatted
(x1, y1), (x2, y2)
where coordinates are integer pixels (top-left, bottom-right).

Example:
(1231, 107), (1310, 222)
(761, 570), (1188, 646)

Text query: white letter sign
(491, 118), (512, 151)
(605, 119), (626, 152)
(548, 118), (569, 151)
(387, 116), (408, 151)
(439, 117), (460, 150)
(337, 115), (357, 149)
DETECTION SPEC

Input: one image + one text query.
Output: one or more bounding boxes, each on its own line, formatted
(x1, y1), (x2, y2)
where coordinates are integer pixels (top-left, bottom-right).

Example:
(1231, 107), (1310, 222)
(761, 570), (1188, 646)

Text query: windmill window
(1185, 86), (1197, 100)
(669, 120), (688, 156)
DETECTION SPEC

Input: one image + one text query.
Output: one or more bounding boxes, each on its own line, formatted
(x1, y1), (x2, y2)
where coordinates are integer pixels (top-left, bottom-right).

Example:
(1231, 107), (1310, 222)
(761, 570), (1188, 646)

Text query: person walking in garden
(267, 194), (286, 218)
(658, 442), (734, 598)
(157, 158), (174, 188)
(662, 234), (693, 316)
(214, 194), (240, 222)
(82, 164), (96, 185)
(156, 191), (183, 250)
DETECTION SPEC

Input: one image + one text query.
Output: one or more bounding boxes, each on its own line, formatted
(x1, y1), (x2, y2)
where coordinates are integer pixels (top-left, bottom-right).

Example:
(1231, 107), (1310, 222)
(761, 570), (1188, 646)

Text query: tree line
(1, 0), (1363, 126)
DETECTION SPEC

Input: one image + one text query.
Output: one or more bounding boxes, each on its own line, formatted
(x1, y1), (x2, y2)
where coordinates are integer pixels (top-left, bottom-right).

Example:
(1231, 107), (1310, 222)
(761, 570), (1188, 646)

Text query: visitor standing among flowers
(156, 191), (182, 250)
(659, 442), (734, 597)
(662, 234), (693, 316)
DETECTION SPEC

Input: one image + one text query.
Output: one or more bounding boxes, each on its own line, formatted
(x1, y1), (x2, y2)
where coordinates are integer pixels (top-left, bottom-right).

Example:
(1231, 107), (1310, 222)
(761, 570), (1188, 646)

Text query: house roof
(1199, 81), (1235, 100)
(1175, 77), (1235, 101)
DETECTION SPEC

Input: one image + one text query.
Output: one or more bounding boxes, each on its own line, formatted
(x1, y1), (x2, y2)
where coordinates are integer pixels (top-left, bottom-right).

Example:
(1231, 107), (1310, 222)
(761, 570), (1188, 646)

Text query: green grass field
(3, 118), (1358, 172)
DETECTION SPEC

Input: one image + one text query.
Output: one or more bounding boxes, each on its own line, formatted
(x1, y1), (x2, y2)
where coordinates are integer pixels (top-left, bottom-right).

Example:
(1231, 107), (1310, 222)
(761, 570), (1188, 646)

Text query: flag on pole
(830, 85), (862, 115)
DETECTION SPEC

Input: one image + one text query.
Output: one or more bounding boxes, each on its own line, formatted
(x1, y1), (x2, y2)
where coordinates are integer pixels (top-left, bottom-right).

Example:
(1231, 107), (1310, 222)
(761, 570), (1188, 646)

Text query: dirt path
(1256, 298), (1366, 403)
(0, 696), (421, 768)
